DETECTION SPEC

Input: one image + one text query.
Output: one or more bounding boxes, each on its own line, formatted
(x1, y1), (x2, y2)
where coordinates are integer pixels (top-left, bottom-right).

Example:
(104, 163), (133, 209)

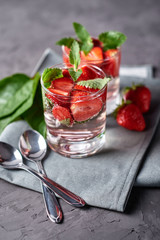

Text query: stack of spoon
(0, 129), (86, 223)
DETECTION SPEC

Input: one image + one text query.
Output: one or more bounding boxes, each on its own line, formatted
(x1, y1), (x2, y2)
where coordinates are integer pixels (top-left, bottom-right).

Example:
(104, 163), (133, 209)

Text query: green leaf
(73, 22), (91, 42)
(0, 73), (40, 134)
(73, 22), (93, 54)
(22, 82), (46, 138)
(0, 80), (34, 118)
(42, 68), (63, 88)
(60, 118), (71, 126)
(69, 68), (82, 82)
(0, 74), (31, 118)
(56, 37), (75, 48)
(69, 40), (81, 70)
(77, 77), (111, 90)
(98, 31), (127, 51)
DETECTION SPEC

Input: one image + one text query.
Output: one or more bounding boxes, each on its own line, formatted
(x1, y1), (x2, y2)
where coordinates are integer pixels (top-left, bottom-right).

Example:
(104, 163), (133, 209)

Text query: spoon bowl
(0, 142), (23, 169)
(19, 129), (47, 162)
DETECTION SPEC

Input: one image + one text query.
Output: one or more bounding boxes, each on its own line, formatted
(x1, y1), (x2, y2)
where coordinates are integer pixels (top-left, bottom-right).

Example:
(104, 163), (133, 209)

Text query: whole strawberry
(114, 101), (146, 131)
(123, 84), (151, 113)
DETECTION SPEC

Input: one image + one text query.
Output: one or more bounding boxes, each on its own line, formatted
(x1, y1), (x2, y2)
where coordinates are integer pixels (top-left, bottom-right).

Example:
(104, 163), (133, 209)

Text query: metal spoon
(19, 130), (62, 223)
(0, 141), (86, 209)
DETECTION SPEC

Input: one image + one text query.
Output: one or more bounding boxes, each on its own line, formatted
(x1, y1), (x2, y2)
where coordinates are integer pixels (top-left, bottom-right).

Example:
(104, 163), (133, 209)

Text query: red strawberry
(51, 77), (74, 93)
(52, 105), (73, 126)
(70, 91), (103, 121)
(101, 49), (121, 77)
(123, 85), (151, 113)
(46, 88), (70, 107)
(81, 47), (103, 62)
(77, 65), (99, 81)
(92, 38), (102, 47)
(63, 46), (70, 65)
(62, 69), (71, 78)
(74, 84), (99, 93)
(114, 101), (146, 131)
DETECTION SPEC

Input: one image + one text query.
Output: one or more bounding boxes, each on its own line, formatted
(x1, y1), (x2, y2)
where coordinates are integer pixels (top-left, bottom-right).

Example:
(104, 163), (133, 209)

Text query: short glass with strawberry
(57, 22), (126, 115)
(41, 63), (110, 158)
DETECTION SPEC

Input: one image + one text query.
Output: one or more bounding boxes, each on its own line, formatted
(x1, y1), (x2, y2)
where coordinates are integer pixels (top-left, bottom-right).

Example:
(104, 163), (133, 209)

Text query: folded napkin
(0, 49), (160, 212)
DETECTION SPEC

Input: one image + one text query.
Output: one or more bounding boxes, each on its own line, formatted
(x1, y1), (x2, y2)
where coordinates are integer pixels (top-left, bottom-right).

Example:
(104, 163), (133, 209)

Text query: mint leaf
(56, 37), (75, 48)
(69, 40), (81, 70)
(73, 22), (93, 55)
(60, 118), (71, 126)
(42, 68), (63, 88)
(77, 77), (111, 90)
(80, 40), (93, 55)
(98, 31), (127, 51)
(69, 68), (82, 82)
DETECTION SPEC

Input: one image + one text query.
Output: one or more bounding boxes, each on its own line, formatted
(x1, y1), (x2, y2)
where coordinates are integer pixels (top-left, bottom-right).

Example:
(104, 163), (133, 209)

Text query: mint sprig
(42, 68), (63, 88)
(73, 22), (93, 55)
(69, 40), (82, 81)
(56, 37), (75, 48)
(69, 68), (82, 82)
(69, 40), (81, 70)
(77, 77), (111, 90)
(98, 31), (127, 51)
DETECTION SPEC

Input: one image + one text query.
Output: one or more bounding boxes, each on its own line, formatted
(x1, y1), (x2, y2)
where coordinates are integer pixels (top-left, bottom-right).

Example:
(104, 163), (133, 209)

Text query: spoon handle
(36, 161), (63, 223)
(21, 164), (86, 208)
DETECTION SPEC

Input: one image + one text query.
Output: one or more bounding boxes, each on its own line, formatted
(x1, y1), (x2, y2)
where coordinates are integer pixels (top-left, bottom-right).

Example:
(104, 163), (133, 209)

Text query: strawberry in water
(74, 84), (99, 93)
(77, 65), (99, 81)
(81, 47), (103, 63)
(62, 69), (71, 78)
(70, 91), (103, 122)
(123, 84), (151, 113)
(101, 49), (121, 77)
(92, 38), (102, 47)
(114, 101), (146, 131)
(51, 77), (74, 92)
(46, 77), (73, 107)
(52, 105), (73, 126)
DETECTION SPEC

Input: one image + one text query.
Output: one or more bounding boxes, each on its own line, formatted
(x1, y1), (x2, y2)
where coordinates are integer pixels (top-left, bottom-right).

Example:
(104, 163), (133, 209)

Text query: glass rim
(40, 63), (108, 103)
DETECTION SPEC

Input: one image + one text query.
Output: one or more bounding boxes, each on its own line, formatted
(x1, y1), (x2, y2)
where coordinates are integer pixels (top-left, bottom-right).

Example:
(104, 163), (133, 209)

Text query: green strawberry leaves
(98, 31), (127, 51)
(77, 77), (111, 90)
(56, 37), (75, 48)
(42, 68), (63, 88)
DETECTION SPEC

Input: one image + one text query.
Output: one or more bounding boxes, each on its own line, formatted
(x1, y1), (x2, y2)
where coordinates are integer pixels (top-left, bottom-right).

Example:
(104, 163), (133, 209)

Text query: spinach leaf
(22, 82), (46, 138)
(0, 73), (40, 134)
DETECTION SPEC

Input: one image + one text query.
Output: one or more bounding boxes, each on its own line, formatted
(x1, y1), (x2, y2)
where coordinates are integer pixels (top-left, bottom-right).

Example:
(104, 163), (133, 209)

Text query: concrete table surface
(0, 0), (160, 239)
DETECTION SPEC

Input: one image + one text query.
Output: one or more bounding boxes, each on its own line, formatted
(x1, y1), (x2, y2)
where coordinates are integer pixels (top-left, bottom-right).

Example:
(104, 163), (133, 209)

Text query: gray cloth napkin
(0, 49), (160, 212)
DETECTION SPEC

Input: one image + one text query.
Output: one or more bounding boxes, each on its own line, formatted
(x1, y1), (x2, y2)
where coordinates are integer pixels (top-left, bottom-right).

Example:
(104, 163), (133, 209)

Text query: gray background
(0, 0), (160, 239)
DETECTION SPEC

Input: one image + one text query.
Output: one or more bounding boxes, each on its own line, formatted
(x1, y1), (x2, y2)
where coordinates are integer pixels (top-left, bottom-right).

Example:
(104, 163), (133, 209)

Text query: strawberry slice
(51, 77), (74, 92)
(62, 69), (71, 78)
(70, 91), (103, 121)
(52, 105), (73, 126)
(92, 38), (102, 47)
(81, 47), (103, 62)
(46, 88), (70, 107)
(63, 46), (70, 65)
(77, 65), (99, 81)
(47, 88), (69, 96)
(74, 84), (99, 93)
(101, 49), (121, 77)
